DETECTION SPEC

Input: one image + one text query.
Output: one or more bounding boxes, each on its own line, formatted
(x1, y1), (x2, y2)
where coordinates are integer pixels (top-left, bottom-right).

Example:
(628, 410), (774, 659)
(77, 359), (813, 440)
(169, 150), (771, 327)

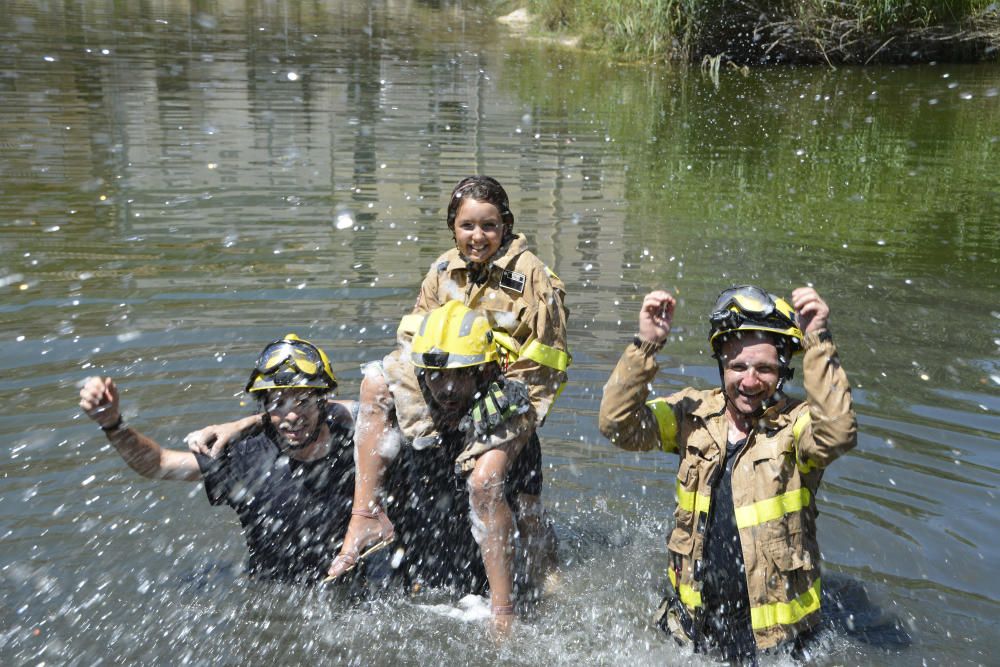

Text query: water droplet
(334, 207), (356, 230)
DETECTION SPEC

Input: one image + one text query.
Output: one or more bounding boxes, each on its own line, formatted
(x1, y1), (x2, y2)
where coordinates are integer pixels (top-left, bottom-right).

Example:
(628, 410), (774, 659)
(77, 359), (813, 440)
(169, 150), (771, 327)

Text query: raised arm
(599, 291), (676, 452)
(79, 376), (202, 481)
(791, 287), (857, 468)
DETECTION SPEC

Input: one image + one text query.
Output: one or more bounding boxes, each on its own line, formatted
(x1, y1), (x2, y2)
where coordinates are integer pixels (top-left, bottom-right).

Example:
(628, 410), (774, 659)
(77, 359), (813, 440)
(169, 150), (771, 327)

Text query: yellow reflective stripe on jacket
(646, 399), (678, 454)
(676, 479), (712, 516)
(792, 412), (818, 473)
(520, 339), (571, 371)
(734, 487), (811, 529)
(398, 313), (424, 337)
(668, 566), (703, 608)
(492, 331), (518, 355)
(750, 577), (821, 630)
(492, 333), (570, 372)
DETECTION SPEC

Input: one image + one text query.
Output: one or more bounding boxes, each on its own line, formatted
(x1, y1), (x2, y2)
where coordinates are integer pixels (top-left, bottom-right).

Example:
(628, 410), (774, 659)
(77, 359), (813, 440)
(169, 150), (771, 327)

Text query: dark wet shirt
(701, 437), (756, 659)
(384, 429), (543, 593)
(194, 406), (355, 584)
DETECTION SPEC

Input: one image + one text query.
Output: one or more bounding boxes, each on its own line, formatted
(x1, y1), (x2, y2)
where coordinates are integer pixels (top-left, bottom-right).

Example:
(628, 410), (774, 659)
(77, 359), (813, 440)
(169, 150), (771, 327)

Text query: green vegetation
(520, 0), (1000, 64)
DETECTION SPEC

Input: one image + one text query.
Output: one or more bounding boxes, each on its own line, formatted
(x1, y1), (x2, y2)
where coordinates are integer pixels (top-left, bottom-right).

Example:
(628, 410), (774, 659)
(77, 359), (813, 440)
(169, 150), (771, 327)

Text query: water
(1, 1), (997, 664)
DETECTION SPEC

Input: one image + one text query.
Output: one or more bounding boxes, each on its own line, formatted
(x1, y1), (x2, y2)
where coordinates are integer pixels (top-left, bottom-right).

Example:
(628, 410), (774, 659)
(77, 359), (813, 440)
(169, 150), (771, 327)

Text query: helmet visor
(710, 285), (796, 331)
(254, 340), (322, 378)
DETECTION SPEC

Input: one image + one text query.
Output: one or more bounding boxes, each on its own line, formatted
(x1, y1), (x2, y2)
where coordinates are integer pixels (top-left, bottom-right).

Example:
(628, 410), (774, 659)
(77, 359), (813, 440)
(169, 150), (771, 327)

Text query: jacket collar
(442, 233), (529, 274)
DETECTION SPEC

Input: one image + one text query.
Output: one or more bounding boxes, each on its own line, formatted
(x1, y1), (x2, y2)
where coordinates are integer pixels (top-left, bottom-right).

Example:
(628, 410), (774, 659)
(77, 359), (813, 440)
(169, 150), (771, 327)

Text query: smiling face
(719, 334), (781, 419)
(262, 388), (324, 450)
(452, 198), (505, 264)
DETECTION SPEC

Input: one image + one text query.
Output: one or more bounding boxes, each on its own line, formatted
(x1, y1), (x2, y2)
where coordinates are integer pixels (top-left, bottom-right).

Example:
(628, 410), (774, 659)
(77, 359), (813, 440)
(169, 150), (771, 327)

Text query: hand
(791, 286), (830, 334)
(637, 290), (676, 345)
(184, 419), (256, 458)
(462, 380), (530, 436)
(79, 376), (121, 429)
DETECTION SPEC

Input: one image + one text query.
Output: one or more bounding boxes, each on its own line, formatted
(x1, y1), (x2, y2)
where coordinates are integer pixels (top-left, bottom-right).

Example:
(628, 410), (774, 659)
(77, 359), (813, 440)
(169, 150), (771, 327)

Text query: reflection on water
(1, 1), (997, 664)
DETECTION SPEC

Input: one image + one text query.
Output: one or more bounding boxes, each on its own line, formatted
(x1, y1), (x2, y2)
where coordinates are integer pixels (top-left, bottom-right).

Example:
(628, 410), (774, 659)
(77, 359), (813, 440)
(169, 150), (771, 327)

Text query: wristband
(802, 329), (833, 349)
(632, 335), (664, 356)
(100, 415), (125, 433)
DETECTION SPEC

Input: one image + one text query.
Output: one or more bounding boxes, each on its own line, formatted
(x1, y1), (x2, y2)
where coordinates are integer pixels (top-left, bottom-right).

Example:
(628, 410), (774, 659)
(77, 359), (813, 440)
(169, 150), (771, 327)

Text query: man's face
(263, 388), (323, 449)
(422, 366), (482, 428)
(719, 335), (781, 417)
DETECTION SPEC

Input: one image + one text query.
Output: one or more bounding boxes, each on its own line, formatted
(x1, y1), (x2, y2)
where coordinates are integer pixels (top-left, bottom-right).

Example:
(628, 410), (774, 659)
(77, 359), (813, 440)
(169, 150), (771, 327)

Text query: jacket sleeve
(503, 266), (570, 427)
(396, 260), (447, 349)
(795, 330), (857, 469)
(413, 262), (445, 314)
(598, 341), (668, 452)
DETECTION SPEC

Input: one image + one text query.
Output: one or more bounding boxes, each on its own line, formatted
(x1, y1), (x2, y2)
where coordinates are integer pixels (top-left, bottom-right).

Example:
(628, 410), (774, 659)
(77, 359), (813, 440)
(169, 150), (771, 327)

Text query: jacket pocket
(668, 456), (702, 556)
(763, 518), (815, 574)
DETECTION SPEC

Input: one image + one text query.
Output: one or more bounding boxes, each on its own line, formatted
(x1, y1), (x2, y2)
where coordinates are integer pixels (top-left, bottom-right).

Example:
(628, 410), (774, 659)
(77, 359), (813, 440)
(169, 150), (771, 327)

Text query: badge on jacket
(500, 269), (526, 294)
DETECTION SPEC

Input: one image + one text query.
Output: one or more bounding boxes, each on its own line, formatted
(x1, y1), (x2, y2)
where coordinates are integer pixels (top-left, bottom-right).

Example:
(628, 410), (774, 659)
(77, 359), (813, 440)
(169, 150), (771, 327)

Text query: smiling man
(599, 285), (857, 662)
(78, 334), (356, 584)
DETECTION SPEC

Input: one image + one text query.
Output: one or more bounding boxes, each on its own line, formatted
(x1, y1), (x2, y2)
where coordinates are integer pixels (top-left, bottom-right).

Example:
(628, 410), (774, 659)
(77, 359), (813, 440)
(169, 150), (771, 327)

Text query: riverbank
(503, 0), (1000, 65)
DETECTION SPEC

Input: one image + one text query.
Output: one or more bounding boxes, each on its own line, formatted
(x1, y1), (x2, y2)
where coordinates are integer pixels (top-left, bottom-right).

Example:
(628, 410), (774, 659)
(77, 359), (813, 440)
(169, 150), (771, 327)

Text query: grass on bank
(519, 0), (1000, 64)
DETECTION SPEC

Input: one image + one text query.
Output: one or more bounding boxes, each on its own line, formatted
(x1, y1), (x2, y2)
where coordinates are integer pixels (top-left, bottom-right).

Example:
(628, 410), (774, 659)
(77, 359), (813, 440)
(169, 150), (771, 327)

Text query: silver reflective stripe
(459, 309), (478, 337)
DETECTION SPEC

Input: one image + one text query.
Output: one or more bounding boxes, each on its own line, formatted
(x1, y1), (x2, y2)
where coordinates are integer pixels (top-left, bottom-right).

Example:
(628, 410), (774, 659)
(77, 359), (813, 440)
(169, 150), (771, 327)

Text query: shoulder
(232, 431), (276, 461)
(428, 248), (462, 275)
(663, 387), (724, 419)
(324, 400), (356, 444)
(501, 246), (564, 294)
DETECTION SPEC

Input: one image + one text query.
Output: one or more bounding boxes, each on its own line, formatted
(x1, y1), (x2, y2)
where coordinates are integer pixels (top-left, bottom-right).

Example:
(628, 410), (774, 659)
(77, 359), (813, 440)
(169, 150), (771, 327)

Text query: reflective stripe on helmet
(647, 398), (678, 453)
(411, 350), (489, 368)
(734, 487), (811, 529)
(409, 301), (499, 369)
(750, 577), (821, 630)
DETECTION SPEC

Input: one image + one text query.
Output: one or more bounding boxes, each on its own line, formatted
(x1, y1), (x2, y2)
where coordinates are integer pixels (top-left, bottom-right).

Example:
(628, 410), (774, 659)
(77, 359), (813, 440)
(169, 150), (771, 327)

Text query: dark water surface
(2, 1), (998, 664)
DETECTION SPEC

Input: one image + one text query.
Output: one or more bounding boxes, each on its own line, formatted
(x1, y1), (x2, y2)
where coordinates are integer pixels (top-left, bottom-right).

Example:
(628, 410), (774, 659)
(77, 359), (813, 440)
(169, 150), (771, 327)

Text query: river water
(1, 1), (997, 664)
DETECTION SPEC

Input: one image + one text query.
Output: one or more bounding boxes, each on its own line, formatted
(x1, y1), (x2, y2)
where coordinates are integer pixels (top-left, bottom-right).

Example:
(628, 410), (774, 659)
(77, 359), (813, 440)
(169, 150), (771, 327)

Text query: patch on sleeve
(500, 269), (526, 294)
(437, 261), (449, 272)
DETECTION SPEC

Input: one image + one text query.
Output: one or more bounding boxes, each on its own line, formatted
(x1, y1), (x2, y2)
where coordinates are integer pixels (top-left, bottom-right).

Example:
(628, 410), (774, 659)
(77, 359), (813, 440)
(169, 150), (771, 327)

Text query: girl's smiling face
(453, 198), (505, 264)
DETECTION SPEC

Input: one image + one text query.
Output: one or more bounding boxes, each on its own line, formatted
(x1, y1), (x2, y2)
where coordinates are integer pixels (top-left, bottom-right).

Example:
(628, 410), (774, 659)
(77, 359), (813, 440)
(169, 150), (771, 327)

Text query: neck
(725, 404), (753, 441)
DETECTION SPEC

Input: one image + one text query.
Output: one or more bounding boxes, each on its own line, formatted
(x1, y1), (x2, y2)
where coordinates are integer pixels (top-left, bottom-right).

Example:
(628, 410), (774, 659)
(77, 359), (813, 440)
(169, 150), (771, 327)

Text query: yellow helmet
(410, 301), (498, 370)
(245, 334), (338, 393)
(708, 285), (803, 353)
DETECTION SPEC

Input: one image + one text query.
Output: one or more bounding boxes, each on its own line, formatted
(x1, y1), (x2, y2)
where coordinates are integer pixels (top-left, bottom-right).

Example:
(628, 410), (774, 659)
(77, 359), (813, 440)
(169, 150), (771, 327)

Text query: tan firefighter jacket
(385, 234), (570, 468)
(598, 330), (856, 649)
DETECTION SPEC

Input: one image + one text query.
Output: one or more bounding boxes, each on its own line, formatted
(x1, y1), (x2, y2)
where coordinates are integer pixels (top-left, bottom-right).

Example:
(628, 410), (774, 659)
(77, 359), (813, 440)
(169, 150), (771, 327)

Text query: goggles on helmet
(245, 336), (337, 393)
(256, 340), (322, 376)
(709, 285), (797, 334)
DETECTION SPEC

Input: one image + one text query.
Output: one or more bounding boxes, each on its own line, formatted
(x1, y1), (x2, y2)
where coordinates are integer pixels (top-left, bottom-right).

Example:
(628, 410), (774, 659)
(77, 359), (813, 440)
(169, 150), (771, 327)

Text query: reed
(521, 0), (1000, 63)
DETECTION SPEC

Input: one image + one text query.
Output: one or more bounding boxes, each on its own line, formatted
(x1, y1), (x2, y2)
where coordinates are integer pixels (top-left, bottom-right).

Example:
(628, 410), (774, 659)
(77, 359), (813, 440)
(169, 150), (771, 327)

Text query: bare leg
(468, 448), (516, 634)
(327, 368), (400, 579)
(514, 493), (558, 593)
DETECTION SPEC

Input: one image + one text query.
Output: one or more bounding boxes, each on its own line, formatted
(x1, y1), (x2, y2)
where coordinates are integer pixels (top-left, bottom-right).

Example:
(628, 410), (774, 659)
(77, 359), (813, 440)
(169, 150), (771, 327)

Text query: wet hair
(446, 176), (515, 232)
